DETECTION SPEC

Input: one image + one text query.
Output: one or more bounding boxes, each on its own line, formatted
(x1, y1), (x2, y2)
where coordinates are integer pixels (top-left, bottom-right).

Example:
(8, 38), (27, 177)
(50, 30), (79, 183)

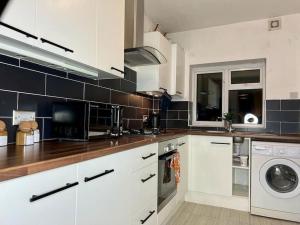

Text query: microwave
(52, 102), (90, 141)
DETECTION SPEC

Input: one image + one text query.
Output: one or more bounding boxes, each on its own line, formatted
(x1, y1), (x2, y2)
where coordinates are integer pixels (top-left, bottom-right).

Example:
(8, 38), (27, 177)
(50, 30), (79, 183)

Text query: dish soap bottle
(0, 120), (8, 146)
(16, 121), (34, 146)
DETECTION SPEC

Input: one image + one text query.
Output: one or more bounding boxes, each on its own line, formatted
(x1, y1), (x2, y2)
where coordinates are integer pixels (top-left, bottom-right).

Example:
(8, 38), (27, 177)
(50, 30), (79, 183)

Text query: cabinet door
(36, 0), (97, 67)
(97, 0), (125, 78)
(175, 45), (185, 97)
(0, 165), (77, 225)
(0, 0), (37, 45)
(190, 136), (232, 196)
(176, 136), (189, 204)
(76, 152), (131, 225)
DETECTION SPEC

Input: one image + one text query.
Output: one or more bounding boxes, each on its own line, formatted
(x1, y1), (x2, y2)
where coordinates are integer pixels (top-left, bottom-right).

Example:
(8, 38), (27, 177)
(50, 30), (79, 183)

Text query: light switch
(13, 110), (36, 125)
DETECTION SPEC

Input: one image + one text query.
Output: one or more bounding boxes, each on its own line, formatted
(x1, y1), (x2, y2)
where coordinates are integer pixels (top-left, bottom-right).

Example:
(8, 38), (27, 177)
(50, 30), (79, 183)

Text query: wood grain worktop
(0, 129), (299, 182)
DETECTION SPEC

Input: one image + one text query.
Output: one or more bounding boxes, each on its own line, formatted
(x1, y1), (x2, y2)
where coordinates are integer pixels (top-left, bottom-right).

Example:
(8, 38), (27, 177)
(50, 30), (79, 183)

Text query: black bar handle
(140, 210), (155, 224)
(142, 153), (156, 160)
(40, 38), (74, 53)
(141, 174), (156, 183)
(0, 22), (38, 40)
(111, 67), (125, 74)
(178, 142), (186, 146)
(84, 169), (114, 182)
(30, 182), (79, 202)
(210, 142), (231, 145)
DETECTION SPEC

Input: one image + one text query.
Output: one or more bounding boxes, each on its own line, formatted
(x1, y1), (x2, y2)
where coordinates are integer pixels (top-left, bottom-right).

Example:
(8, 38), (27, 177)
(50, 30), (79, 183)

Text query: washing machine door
(260, 158), (300, 198)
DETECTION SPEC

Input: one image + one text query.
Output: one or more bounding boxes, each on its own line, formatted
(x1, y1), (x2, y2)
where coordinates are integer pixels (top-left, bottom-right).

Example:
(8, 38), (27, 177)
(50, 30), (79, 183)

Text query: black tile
(0, 63), (45, 94)
(68, 73), (98, 85)
(281, 99), (300, 110)
(18, 94), (65, 117)
(20, 60), (67, 78)
(0, 54), (19, 66)
(123, 107), (137, 119)
(281, 123), (300, 134)
(142, 97), (153, 109)
(111, 91), (128, 106)
(120, 79), (136, 93)
(43, 118), (55, 140)
(99, 79), (121, 91)
(0, 90), (17, 117)
(124, 67), (137, 83)
(46, 76), (84, 99)
(266, 100), (280, 110)
(0, 118), (17, 143)
(136, 108), (148, 119)
(179, 111), (189, 120)
(169, 101), (189, 110)
(128, 94), (143, 108)
(128, 119), (143, 129)
(265, 122), (281, 134)
(167, 111), (178, 119)
(160, 119), (167, 129)
(281, 111), (300, 122)
(266, 111), (282, 122)
(98, 108), (111, 118)
(167, 120), (188, 129)
(160, 111), (167, 120)
(85, 84), (110, 103)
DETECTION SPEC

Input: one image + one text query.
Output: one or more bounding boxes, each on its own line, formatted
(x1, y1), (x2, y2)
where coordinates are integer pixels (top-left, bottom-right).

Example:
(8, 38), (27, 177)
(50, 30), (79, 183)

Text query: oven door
(158, 151), (177, 212)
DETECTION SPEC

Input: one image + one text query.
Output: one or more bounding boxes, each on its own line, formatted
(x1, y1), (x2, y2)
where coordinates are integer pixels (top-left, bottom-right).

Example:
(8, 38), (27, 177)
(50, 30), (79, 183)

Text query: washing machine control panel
(252, 141), (300, 158)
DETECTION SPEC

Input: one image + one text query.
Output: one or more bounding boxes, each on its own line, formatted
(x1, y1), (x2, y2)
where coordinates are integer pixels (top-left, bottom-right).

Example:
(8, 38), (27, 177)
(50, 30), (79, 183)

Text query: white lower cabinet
(0, 165), (78, 225)
(189, 135), (232, 196)
(132, 200), (157, 225)
(76, 151), (131, 225)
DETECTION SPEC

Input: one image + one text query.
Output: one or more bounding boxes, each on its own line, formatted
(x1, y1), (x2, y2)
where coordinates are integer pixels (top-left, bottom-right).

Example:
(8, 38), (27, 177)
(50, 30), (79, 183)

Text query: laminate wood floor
(166, 202), (300, 225)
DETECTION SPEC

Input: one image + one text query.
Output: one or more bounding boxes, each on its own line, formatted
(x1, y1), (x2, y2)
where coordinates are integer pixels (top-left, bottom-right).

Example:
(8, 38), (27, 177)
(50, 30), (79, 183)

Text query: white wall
(167, 13), (300, 100)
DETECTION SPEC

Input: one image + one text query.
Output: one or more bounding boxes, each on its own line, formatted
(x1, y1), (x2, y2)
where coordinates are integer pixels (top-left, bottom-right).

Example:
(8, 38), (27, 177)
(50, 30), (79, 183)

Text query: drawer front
(131, 163), (158, 213)
(131, 143), (158, 171)
(0, 165), (77, 225)
(132, 200), (157, 225)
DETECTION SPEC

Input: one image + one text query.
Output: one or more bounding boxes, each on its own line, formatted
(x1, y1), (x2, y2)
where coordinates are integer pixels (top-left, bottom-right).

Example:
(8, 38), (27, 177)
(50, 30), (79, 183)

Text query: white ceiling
(145, 0), (300, 33)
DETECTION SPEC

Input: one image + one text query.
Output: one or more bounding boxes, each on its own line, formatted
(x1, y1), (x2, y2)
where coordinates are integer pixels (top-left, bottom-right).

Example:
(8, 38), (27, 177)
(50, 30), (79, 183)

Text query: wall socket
(13, 110), (36, 125)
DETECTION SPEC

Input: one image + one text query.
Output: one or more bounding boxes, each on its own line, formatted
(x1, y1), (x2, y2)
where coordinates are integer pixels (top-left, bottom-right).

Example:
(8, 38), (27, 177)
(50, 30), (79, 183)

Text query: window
(192, 61), (265, 128)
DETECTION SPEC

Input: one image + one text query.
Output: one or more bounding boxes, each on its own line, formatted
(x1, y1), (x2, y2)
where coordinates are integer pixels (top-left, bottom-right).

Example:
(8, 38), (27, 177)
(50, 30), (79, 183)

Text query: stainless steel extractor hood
(124, 0), (167, 67)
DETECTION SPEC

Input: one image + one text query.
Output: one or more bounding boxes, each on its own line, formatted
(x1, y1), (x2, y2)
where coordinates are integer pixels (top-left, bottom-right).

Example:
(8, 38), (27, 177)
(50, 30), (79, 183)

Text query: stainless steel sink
(205, 130), (227, 134)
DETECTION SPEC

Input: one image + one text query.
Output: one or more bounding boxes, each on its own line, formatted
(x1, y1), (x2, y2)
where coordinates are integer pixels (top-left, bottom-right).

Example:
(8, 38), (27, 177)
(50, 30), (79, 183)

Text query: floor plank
(166, 202), (300, 225)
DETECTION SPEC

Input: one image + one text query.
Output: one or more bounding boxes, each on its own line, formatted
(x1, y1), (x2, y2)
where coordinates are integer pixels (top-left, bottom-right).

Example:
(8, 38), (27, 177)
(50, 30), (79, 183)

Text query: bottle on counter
(16, 121), (34, 146)
(0, 120), (8, 147)
(31, 121), (40, 143)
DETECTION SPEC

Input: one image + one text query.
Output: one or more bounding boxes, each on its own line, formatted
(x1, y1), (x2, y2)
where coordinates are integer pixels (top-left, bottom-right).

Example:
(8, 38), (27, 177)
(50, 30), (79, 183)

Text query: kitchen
(0, 0), (300, 225)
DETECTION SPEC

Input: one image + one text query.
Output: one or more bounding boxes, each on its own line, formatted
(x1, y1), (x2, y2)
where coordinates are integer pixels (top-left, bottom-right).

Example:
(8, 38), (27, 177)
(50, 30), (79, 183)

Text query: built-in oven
(158, 139), (178, 212)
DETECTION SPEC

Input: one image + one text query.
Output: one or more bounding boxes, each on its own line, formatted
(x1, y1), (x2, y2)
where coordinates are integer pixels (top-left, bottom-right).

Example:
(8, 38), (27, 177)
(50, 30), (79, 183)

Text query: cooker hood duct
(124, 0), (167, 67)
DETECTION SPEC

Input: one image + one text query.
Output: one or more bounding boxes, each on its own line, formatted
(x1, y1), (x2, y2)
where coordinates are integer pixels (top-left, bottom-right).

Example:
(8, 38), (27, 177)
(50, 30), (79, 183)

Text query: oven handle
(159, 153), (175, 161)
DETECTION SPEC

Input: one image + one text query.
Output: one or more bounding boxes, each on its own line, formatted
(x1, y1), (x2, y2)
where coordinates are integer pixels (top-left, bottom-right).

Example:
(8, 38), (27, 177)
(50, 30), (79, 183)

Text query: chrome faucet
(218, 116), (235, 133)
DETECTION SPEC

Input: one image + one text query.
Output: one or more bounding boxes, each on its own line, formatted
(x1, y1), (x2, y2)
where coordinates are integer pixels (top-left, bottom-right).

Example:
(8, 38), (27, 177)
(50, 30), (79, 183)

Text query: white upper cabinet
(36, 0), (97, 67)
(136, 31), (173, 94)
(0, 0), (37, 45)
(97, 0), (125, 78)
(171, 43), (186, 98)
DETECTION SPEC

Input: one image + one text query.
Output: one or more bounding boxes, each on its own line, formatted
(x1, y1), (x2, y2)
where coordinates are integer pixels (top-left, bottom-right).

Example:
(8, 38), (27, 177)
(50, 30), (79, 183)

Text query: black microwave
(52, 102), (89, 141)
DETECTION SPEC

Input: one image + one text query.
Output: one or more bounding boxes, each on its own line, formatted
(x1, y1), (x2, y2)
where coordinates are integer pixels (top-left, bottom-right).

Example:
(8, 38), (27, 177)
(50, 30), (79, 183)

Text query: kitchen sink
(205, 130), (227, 134)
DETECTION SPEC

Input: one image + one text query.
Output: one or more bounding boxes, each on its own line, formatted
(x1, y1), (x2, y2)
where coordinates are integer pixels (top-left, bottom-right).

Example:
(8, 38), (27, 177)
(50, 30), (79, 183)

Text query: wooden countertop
(0, 130), (299, 182)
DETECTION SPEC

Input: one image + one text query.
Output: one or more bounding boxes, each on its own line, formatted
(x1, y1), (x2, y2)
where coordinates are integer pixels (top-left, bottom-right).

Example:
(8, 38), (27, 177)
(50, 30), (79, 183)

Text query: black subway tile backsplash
(84, 84), (110, 103)
(18, 94), (65, 117)
(281, 123), (300, 134)
(20, 60), (67, 78)
(46, 75), (84, 100)
(0, 57), (154, 143)
(0, 90), (17, 117)
(0, 63), (45, 94)
(266, 100), (280, 110)
(281, 100), (300, 110)
(0, 54), (19, 66)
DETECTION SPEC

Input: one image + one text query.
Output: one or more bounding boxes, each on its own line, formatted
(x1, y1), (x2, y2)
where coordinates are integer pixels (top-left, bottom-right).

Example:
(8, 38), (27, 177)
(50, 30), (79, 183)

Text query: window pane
(196, 73), (222, 121)
(229, 89), (263, 124)
(231, 69), (260, 84)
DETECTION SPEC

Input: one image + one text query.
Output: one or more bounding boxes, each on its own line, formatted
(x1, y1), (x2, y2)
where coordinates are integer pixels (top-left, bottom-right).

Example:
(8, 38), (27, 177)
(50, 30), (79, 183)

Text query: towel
(170, 152), (180, 184)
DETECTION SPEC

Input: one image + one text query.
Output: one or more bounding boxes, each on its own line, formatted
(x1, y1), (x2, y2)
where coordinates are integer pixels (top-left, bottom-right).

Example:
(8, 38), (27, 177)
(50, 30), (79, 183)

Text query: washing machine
(251, 141), (300, 222)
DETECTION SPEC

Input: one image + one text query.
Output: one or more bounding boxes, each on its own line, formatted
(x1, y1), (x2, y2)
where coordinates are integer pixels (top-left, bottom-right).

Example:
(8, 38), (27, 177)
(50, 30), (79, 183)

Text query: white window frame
(191, 60), (266, 128)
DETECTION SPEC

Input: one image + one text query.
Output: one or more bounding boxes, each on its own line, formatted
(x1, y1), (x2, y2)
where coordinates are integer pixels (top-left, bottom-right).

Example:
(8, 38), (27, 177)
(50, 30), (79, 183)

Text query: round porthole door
(260, 158), (300, 198)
